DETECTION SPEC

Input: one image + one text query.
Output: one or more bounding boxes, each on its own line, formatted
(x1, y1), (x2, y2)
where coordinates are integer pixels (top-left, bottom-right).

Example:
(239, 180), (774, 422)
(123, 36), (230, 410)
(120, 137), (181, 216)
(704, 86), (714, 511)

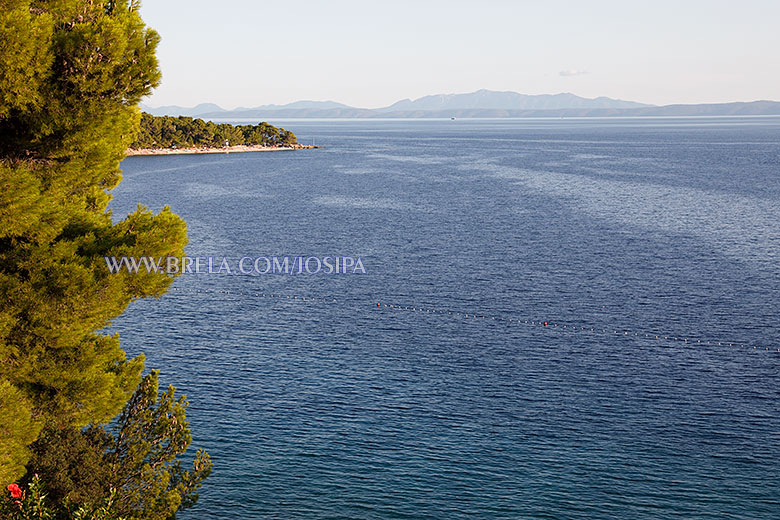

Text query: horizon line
(140, 94), (780, 112)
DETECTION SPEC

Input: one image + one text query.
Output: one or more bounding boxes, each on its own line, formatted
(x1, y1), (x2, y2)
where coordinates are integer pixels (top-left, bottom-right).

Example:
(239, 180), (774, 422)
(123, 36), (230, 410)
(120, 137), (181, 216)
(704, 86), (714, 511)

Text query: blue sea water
(112, 117), (780, 519)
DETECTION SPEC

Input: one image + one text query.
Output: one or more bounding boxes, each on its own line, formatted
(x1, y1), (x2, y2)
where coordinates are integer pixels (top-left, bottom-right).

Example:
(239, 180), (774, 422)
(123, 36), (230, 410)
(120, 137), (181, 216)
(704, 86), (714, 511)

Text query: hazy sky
(139, 0), (780, 109)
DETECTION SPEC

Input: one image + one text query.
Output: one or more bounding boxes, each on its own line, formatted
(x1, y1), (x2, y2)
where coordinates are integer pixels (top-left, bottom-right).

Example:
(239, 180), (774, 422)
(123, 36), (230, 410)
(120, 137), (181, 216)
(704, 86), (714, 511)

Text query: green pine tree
(21, 373), (212, 520)
(0, 380), (41, 484)
(0, 0), (194, 489)
(107, 372), (212, 520)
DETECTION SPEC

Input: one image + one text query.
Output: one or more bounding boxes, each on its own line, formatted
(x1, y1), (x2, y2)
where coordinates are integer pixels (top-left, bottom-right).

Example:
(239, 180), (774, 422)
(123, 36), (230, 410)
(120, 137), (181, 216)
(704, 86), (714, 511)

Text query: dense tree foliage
(18, 373), (211, 520)
(132, 113), (298, 149)
(0, 0), (210, 517)
(0, 0), (180, 439)
(0, 381), (40, 484)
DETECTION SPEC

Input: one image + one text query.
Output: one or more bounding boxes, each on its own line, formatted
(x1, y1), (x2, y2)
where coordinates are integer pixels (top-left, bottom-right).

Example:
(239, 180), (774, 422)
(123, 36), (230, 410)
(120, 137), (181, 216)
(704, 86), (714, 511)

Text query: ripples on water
(111, 118), (780, 519)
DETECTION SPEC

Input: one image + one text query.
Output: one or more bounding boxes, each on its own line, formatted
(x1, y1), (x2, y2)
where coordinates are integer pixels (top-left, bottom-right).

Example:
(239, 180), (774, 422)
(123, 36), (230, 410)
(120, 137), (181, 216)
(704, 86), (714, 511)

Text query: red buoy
(377, 302), (380, 307)
(544, 321), (548, 327)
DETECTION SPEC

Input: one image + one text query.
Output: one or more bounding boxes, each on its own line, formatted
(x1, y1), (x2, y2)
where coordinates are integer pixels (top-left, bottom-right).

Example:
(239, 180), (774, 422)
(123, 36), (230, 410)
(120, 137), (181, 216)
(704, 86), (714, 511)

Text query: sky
(138, 0), (780, 109)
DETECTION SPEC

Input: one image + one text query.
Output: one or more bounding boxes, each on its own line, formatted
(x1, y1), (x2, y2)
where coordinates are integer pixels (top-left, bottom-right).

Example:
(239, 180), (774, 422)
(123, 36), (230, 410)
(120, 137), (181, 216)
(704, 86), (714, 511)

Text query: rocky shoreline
(125, 144), (319, 156)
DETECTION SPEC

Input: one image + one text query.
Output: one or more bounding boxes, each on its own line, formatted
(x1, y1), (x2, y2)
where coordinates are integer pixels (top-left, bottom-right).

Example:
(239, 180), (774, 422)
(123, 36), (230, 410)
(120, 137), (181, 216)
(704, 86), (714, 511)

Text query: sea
(111, 117), (780, 519)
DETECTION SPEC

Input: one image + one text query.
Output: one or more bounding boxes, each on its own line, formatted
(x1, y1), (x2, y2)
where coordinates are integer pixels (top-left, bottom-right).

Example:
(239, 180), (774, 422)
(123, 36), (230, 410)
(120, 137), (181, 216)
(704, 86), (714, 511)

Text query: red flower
(6, 483), (21, 499)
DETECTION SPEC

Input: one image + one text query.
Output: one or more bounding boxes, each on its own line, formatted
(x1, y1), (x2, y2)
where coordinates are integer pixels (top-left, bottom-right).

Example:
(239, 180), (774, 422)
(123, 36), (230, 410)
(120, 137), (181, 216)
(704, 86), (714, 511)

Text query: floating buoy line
(167, 287), (778, 354)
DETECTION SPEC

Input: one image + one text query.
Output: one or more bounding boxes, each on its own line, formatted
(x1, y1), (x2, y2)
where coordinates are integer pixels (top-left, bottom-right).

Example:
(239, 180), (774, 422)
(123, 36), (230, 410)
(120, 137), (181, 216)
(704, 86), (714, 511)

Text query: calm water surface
(112, 118), (780, 519)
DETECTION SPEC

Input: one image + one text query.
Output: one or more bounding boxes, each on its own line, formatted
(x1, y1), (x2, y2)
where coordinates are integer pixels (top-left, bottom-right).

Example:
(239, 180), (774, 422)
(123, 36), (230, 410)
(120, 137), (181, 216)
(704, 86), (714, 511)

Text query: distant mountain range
(377, 90), (649, 112)
(140, 90), (780, 119)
